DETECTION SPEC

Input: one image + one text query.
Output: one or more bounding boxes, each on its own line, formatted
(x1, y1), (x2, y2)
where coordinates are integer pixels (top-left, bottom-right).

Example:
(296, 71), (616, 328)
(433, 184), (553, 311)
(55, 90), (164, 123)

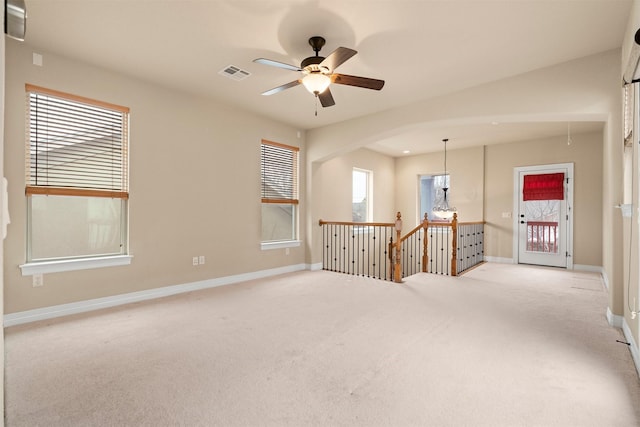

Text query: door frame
(512, 163), (574, 269)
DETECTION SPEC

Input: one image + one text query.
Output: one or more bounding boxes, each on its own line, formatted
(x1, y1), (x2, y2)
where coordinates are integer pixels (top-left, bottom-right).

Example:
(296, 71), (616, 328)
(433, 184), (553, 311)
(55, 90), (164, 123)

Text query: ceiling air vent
(219, 65), (251, 81)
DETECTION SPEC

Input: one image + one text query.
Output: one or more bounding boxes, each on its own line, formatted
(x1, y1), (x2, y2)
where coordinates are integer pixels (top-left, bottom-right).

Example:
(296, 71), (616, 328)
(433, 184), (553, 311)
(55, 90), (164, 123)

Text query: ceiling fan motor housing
(301, 56), (326, 71)
(302, 36), (328, 72)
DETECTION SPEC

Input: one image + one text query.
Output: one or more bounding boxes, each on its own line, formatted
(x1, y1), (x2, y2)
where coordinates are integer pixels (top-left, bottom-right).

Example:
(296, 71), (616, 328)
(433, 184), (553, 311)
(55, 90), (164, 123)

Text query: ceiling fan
(253, 36), (385, 109)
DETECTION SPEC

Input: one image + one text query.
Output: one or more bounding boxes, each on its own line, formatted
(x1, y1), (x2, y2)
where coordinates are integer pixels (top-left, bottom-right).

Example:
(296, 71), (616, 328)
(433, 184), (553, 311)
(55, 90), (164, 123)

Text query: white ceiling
(20, 0), (630, 156)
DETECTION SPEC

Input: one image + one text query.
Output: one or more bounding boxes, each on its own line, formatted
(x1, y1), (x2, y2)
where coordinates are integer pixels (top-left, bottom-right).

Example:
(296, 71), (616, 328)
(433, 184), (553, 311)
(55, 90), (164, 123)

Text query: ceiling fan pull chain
(315, 94), (319, 116)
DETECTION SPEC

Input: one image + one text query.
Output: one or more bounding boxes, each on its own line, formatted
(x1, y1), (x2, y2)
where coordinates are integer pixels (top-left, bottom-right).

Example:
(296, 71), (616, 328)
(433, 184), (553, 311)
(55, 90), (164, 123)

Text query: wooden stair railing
(320, 212), (484, 283)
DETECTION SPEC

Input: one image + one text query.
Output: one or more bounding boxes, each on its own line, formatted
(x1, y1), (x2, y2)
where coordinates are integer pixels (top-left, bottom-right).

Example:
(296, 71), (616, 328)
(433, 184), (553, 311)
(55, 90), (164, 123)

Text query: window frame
(260, 139), (300, 249)
(352, 168), (372, 223)
(419, 173), (450, 222)
(20, 84), (132, 275)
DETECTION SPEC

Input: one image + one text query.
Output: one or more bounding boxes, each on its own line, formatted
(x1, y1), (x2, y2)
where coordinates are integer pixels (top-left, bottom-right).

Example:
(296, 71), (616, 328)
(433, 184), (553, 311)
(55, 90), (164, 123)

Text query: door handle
(520, 220), (526, 224)
(520, 214), (525, 218)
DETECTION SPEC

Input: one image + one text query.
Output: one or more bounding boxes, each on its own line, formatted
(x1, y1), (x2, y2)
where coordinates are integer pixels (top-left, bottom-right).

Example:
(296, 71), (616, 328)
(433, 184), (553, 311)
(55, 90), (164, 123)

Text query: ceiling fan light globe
(302, 73), (331, 95)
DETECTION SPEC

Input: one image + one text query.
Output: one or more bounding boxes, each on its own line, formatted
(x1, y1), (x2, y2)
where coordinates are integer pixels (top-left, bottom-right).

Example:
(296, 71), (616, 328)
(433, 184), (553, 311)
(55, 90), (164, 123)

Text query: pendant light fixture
(433, 138), (457, 220)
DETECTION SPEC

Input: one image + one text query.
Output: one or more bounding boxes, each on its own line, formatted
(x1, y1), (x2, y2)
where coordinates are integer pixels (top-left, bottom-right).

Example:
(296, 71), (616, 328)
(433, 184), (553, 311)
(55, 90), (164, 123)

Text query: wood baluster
(394, 212), (402, 283)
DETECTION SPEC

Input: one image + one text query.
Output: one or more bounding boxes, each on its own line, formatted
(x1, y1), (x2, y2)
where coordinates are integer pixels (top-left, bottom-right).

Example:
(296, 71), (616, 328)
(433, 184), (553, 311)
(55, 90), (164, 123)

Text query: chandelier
(432, 138), (457, 220)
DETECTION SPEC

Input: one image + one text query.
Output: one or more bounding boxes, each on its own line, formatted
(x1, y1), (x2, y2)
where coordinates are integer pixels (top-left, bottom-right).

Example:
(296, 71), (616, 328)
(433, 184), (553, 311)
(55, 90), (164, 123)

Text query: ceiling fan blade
(331, 73), (385, 90)
(320, 47), (357, 72)
(261, 80), (301, 96)
(253, 58), (302, 72)
(318, 88), (335, 107)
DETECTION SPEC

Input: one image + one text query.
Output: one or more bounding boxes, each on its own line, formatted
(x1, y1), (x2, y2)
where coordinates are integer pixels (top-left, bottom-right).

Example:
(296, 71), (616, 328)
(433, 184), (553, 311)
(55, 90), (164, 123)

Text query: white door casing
(513, 164), (574, 269)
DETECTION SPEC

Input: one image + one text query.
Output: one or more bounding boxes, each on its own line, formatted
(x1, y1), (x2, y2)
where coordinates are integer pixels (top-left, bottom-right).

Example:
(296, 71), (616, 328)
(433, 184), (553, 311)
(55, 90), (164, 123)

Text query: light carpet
(5, 263), (640, 426)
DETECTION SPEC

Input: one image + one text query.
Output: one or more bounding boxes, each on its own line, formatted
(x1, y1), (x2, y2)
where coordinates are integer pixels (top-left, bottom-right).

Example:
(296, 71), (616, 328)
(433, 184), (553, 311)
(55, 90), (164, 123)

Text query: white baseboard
(607, 307), (640, 378)
(484, 256), (514, 264)
(573, 264), (604, 273)
(622, 318), (640, 378)
(307, 262), (323, 271)
(483, 256), (514, 264)
(601, 269), (610, 291)
(4, 263), (313, 327)
(482, 259), (603, 274)
(607, 306), (624, 328)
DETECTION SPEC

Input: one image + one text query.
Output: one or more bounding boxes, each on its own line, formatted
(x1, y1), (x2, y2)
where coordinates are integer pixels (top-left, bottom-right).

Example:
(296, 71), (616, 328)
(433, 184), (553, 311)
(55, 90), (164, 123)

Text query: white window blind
(25, 84), (129, 199)
(261, 140), (299, 204)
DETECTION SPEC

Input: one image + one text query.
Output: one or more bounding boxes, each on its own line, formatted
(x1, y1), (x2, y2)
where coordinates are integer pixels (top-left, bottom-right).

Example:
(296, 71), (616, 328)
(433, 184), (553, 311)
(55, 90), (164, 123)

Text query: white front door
(515, 164), (573, 268)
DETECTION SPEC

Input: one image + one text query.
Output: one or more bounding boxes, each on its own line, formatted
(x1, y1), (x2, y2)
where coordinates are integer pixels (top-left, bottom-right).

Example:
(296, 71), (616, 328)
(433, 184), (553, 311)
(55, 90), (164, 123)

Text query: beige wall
(308, 49), (621, 309)
(484, 132), (603, 266)
(395, 145), (485, 225)
(621, 0), (640, 361)
(622, 0), (640, 82)
(4, 40), (305, 313)
(310, 148), (395, 264)
(316, 148), (395, 223)
(3, 16), (635, 374)
(307, 51), (619, 165)
(312, 130), (603, 270)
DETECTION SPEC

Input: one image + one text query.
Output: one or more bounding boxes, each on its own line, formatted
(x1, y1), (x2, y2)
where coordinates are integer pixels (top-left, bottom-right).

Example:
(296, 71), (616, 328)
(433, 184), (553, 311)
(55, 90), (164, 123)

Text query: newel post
(451, 212), (458, 277)
(394, 212), (402, 283)
(422, 213), (429, 273)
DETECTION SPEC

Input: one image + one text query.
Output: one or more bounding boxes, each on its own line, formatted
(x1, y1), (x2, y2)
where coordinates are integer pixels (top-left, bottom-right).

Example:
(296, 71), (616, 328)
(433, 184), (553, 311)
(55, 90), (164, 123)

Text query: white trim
(622, 318), (640, 378)
(607, 306), (624, 328)
(307, 262), (323, 271)
(260, 240), (301, 251)
(602, 270), (610, 291)
(352, 167), (373, 223)
(573, 264), (604, 273)
(619, 203), (633, 218)
(5, 263), (309, 327)
(483, 256), (514, 264)
(607, 308), (640, 378)
(20, 255), (133, 276)
(513, 163), (574, 269)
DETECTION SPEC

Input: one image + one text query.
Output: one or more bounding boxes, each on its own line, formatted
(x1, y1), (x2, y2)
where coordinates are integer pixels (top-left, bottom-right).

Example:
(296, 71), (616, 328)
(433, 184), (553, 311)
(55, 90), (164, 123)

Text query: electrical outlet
(285, 248), (290, 255)
(199, 255), (205, 265)
(192, 256), (199, 266)
(33, 274), (44, 287)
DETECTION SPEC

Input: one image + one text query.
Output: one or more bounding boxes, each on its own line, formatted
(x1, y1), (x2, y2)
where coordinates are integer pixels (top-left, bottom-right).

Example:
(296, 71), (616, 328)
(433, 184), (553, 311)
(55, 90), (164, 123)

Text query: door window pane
(523, 200), (560, 253)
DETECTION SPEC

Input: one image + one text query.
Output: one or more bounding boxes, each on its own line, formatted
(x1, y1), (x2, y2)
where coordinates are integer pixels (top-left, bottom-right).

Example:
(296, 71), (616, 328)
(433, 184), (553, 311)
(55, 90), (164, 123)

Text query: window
(352, 168), (371, 222)
(419, 174), (449, 221)
(22, 84), (130, 272)
(261, 140), (299, 246)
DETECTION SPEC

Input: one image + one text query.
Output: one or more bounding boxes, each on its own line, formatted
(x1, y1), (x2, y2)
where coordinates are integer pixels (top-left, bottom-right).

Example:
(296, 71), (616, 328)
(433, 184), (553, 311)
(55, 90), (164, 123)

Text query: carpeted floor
(5, 263), (640, 426)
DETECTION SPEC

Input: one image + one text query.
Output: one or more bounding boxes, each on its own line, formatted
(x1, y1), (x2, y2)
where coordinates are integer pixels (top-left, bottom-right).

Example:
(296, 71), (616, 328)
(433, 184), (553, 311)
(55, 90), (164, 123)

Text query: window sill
(20, 255), (133, 276)
(261, 240), (301, 251)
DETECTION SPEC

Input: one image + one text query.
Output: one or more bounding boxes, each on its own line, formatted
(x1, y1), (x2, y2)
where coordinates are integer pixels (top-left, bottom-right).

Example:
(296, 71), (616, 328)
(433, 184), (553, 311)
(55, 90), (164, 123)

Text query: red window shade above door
(523, 173), (565, 201)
